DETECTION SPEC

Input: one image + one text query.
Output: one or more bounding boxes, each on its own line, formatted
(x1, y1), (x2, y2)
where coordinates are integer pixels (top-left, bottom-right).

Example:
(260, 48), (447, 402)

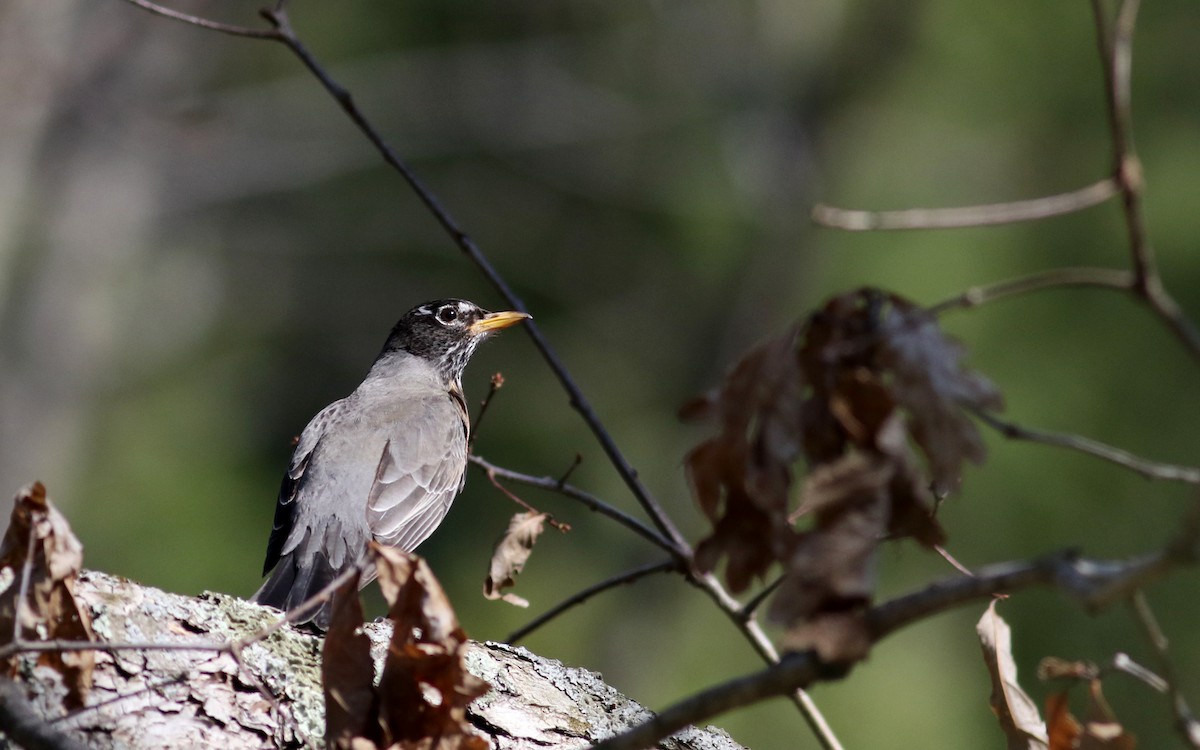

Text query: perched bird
(253, 299), (530, 628)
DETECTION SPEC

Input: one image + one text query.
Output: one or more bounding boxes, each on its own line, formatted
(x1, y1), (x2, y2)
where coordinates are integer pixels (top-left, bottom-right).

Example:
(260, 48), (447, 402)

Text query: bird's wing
(366, 400), (467, 552)
(260, 400), (343, 576)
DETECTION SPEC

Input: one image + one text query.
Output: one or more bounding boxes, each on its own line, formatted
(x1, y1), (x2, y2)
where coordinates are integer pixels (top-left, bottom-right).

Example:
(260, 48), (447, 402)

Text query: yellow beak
(469, 310), (531, 334)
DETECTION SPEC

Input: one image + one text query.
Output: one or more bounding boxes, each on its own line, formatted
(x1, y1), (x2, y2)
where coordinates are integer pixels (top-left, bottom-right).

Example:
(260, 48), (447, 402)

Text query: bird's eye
(437, 306), (459, 324)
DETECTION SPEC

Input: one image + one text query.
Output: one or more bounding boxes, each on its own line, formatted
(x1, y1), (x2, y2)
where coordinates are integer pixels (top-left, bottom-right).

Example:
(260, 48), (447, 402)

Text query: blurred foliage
(1, 0), (1198, 748)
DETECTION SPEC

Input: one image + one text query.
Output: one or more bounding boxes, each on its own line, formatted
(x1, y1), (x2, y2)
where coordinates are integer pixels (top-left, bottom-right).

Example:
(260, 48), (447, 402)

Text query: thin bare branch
(469, 373), (505, 447)
(594, 538), (1200, 750)
(117, 0), (279, 38)
(736, 576), (785, 621)
(468, 455), (676, 556)
(929, 267), (1134, 314)
(812, 179), (1118, 231)
(507, 559), (678, 643)
(972, 408), (1200, 484)
(1109, 652), (1169, 694)
(692, 572), (844, 750)
(1128, 592), (1200, 748)
(933, 544), (977, 578)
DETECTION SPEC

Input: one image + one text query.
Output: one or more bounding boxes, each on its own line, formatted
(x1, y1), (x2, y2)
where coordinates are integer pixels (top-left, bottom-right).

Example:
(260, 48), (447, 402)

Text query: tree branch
(928, 267), (1133, 315)
(117, 0), (280, 38)
(594, 537), (1200, 750)
(971, 408), (1200, 485)
(812, 179), (1118, 231)
(1128, 592), (1200, 748)
(468, 455), (676, 556)
(507, 559), (679, 643)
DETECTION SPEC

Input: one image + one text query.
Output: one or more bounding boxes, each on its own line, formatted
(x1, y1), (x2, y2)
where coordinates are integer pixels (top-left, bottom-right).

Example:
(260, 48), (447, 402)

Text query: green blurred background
(2, 1), (1199, 747)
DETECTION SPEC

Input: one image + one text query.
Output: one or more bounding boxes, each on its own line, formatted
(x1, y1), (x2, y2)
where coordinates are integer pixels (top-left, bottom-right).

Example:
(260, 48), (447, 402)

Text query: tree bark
(1, 571), (743, 750)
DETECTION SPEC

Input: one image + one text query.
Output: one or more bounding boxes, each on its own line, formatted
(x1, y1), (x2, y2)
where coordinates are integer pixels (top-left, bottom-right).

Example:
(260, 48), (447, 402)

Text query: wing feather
(366, 402), (467, 552)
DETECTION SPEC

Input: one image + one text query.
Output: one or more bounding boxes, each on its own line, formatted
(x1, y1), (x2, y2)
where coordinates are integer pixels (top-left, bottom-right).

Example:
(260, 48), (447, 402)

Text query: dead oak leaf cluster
(0, 481), (95, 709)
(323, 544), (489, 750)
(684, 289), (1001, 661)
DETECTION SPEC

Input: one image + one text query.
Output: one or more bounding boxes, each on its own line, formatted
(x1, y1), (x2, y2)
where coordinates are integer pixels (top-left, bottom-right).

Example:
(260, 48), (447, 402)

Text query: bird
(252, 299), (530, 628)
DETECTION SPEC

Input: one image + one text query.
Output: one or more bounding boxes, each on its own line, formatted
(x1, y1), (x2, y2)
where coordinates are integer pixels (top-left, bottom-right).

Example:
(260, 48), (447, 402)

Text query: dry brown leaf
(483, 512), (547, 608)
(876, 297), (1002, 492)
(978, 602), (1049, 750)
(1038, 657), (1099, 682)
(683, 329), (805, 592)
(322, 570), (381, 749)
(1047, 691), (1082, 750)
(374, 546), (490, 749)
(1044, 679), (1136, 750)
(780, 611), (872, 663)
(0, 481), (94, 709)
(1081, 679), (1135, 750)
(321, 548), (490, 750)
(684, 288), (994, 661)
(769, 451), (890, 657)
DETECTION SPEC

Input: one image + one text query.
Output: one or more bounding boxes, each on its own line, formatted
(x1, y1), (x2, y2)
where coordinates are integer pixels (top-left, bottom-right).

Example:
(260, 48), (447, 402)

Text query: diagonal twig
(971, 408), (1200, 484)
(929, 267), (1133, 315)
(812, 178), (1119, 231)
(120, 0), (279, 38)
(1128, 591), (1200, 748)
(506, 559), (679, 643)
(469, 455), (676, 556)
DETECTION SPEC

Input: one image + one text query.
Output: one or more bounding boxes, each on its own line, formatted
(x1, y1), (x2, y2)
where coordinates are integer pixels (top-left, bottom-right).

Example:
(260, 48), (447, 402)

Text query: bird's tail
(251, 527), (339, 630)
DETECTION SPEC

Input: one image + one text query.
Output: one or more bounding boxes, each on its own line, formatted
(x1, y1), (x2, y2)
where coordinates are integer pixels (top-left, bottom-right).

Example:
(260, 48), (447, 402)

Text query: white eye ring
(437, 306), (459, 324)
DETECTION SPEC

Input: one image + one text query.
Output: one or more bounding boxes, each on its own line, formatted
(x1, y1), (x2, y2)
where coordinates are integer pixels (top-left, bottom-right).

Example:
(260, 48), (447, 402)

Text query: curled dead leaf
(0, 481), (94, 709)
(374, 546), (490, 749)
(483, 511), (547, 608)
(321, 548), (490, 750)
(977, 602), (1049, 750)
(322, 570), (379, 749)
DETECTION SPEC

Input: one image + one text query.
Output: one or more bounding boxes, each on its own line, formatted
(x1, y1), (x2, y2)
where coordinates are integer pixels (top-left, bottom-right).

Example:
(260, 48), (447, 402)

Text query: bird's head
(383, 299), (530, 381)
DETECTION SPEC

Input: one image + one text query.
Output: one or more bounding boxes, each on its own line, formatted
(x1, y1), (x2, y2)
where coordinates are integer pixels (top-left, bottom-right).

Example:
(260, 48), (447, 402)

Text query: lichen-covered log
(4, 571), (743, 750)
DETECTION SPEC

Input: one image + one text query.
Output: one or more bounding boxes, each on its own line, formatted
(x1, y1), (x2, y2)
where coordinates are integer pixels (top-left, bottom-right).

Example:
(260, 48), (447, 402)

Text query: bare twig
(1128, 592), (1200, 748)
(692, 571), (844, 750)
(469, 455), (676, 556)
(506, 559), (679, 643)
(470, 373), (505, 446)
(594, 539), (1200, 750)
(812, 179), (1118, 231)
(971, 408), (1200, 484)
(1090, 0), (1200, 361)
(933, 544), (977, 579)
(929, 267), (1134, 315)
(117, 0), (279, 38)
(736, 576), (785, 621)
(482, 468), (569, 532)
(1110, 652), (1168, 694)
(557, 453), (583, 486)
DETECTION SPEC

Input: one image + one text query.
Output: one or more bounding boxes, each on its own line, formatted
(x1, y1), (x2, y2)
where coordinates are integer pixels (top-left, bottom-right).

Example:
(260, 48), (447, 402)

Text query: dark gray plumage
(252, 299), (529, 628)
